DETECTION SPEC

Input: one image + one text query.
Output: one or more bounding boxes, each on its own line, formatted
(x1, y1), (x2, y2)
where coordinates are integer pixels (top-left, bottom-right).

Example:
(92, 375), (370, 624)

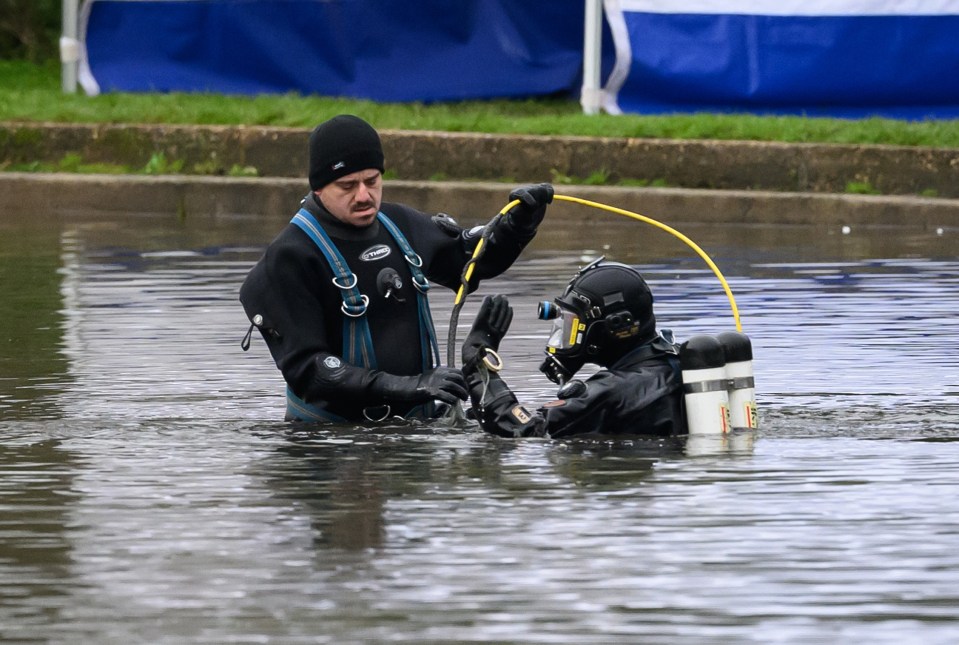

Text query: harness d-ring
(411, 273), (430, 293)
(481, 348), (503, 372)
(341, 294), (370, 318)
(363, 405), (391, 422)
(332, 274), (358, 290)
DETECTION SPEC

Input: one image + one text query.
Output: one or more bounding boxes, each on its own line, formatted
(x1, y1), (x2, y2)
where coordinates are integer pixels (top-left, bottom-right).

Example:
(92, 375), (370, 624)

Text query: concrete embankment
(2, 122), (958, 228)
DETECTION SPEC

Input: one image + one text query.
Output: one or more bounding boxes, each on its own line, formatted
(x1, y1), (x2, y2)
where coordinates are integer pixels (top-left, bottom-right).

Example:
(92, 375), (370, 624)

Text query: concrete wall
(2, 173), (957, 230)
(3, 123), (959, 229)
(3, 123), (959, 198)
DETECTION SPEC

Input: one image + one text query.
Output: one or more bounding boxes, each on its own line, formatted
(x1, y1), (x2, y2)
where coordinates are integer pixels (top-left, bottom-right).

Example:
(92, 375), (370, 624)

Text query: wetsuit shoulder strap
(291, 209), (376, 369)
(376, 212), (441, 371)
(376, 212), (429, 292)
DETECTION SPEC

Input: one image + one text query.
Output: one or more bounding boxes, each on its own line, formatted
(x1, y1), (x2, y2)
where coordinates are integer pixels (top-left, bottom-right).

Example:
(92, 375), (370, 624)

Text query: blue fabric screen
(80, 0), (959, 118)
(82, 0), (606, 101)
(607, 2), (959, 118)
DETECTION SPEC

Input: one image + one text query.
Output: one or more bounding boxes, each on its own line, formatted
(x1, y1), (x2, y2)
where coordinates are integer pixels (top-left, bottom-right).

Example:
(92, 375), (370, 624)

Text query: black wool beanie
(308, 114), (385, 190)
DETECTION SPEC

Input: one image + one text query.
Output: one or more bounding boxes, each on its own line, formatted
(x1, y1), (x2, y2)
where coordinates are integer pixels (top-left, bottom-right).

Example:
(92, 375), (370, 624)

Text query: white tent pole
(581, 0), (603, 114)
(61, 0), (80, 93)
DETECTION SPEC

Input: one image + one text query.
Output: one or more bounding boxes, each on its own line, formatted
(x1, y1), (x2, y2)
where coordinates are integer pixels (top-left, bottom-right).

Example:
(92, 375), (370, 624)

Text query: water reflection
(1, 206), (958, 643)
(0, 220), (69, 419)
(266, 425), (445, 551)
(0, 437), (78, 635)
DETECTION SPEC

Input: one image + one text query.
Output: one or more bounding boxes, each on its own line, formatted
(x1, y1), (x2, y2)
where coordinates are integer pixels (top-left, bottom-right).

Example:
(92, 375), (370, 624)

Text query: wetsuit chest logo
(359, 244), (392, 262)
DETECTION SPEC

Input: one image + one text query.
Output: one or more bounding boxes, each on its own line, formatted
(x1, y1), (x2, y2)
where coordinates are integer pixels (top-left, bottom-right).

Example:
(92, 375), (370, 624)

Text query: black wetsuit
(240, 193), (535, 421)
(467, 336), (687, 438)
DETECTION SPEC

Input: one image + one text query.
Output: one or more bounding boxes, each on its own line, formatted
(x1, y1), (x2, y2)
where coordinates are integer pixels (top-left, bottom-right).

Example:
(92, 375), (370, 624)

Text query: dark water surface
(1, 205), (958, 644)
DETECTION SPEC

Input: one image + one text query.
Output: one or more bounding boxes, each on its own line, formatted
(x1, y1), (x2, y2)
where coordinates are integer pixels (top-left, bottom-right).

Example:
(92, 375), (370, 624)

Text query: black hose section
(446, 305), (464, 369)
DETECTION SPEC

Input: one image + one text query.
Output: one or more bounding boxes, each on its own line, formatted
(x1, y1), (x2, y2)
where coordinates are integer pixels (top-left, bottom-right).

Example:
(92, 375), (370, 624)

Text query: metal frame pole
(61, 0), (80, 93)
(581, 0), (603, 114)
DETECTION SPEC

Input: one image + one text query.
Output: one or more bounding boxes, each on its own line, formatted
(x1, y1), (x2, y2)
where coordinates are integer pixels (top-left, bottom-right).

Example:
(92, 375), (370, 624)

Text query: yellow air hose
(446, 194), (743, 370)
(552, 195), (743, 331)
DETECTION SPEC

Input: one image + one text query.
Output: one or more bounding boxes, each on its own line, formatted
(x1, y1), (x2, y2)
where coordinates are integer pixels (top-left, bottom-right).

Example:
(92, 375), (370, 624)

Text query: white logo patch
(359, 244), (391, 262)
(323, 356), (342, 369)
(332, 161), (345, 170)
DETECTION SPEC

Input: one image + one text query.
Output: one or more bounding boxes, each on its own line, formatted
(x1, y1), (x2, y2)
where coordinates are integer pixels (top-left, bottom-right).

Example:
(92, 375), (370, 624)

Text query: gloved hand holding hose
(506, 183), (554, 232)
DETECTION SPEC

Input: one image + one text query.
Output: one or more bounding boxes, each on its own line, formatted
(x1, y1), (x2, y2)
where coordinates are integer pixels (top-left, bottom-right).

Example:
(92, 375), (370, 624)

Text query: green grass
(3, 60), (959, 147)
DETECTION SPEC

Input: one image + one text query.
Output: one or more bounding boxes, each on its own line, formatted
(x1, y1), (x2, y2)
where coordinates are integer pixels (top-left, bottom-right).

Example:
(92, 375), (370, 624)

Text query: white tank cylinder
(717, 331), (758, 430)
(680, 335), (730, 435)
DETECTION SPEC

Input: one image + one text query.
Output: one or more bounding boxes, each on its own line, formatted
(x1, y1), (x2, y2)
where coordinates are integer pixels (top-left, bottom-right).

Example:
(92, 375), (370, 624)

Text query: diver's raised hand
(462, 294), (513, 371)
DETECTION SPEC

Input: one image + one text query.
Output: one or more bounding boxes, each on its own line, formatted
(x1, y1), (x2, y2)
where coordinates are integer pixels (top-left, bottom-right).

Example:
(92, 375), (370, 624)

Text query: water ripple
(2, 217), (958, 643)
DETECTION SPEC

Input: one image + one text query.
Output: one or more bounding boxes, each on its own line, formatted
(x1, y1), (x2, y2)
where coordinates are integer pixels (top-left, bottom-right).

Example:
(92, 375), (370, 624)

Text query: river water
(1, 202), (958, 644)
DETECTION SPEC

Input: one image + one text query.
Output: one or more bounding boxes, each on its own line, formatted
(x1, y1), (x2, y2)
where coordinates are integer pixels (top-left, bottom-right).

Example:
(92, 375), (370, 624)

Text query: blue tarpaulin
(80, 0), (604, 101)
(603, 0), (959, 118)
(78, 0), (959, 118)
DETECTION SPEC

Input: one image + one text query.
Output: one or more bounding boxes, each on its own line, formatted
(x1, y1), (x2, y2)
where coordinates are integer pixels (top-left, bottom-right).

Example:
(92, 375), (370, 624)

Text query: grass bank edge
(3, 61), (959, 148)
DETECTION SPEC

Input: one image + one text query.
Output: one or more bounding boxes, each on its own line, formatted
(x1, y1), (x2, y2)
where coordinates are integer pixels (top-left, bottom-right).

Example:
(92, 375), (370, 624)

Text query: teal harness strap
(376, 212), (441, 371)
(286, 209), (441, 422)
(292, 209), (375, 368)
(285, 386), (347, 422)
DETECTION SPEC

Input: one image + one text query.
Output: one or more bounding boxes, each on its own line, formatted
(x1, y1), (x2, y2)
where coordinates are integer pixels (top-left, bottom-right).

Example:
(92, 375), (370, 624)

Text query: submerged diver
(461, 259), (687, 438)
(240, 114), (553, 422)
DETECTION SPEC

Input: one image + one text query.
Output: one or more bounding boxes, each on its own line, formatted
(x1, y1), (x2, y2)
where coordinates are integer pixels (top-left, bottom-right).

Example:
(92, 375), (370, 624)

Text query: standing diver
(460, 259), (687, 438)
(240, 114), (553, 422)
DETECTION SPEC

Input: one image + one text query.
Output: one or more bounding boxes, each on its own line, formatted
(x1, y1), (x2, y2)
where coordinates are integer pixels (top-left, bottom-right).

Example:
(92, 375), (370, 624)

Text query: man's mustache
(353, 200), (375, 212)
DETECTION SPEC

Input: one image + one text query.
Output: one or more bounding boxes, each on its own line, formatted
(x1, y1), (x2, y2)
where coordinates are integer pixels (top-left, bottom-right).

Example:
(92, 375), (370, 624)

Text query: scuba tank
(717, 331), (758, 430)
(679, 335), (730, 435)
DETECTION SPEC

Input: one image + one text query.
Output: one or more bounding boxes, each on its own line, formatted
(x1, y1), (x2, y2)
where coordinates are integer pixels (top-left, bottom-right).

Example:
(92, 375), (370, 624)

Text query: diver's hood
(538, 258), (657, 384)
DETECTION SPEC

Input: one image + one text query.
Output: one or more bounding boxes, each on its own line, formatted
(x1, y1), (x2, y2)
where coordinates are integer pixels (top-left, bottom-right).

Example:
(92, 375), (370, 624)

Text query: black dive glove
(462, 295), (513, 374)
(371, 367), (468, 406)
(506, 183), (553, 232)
